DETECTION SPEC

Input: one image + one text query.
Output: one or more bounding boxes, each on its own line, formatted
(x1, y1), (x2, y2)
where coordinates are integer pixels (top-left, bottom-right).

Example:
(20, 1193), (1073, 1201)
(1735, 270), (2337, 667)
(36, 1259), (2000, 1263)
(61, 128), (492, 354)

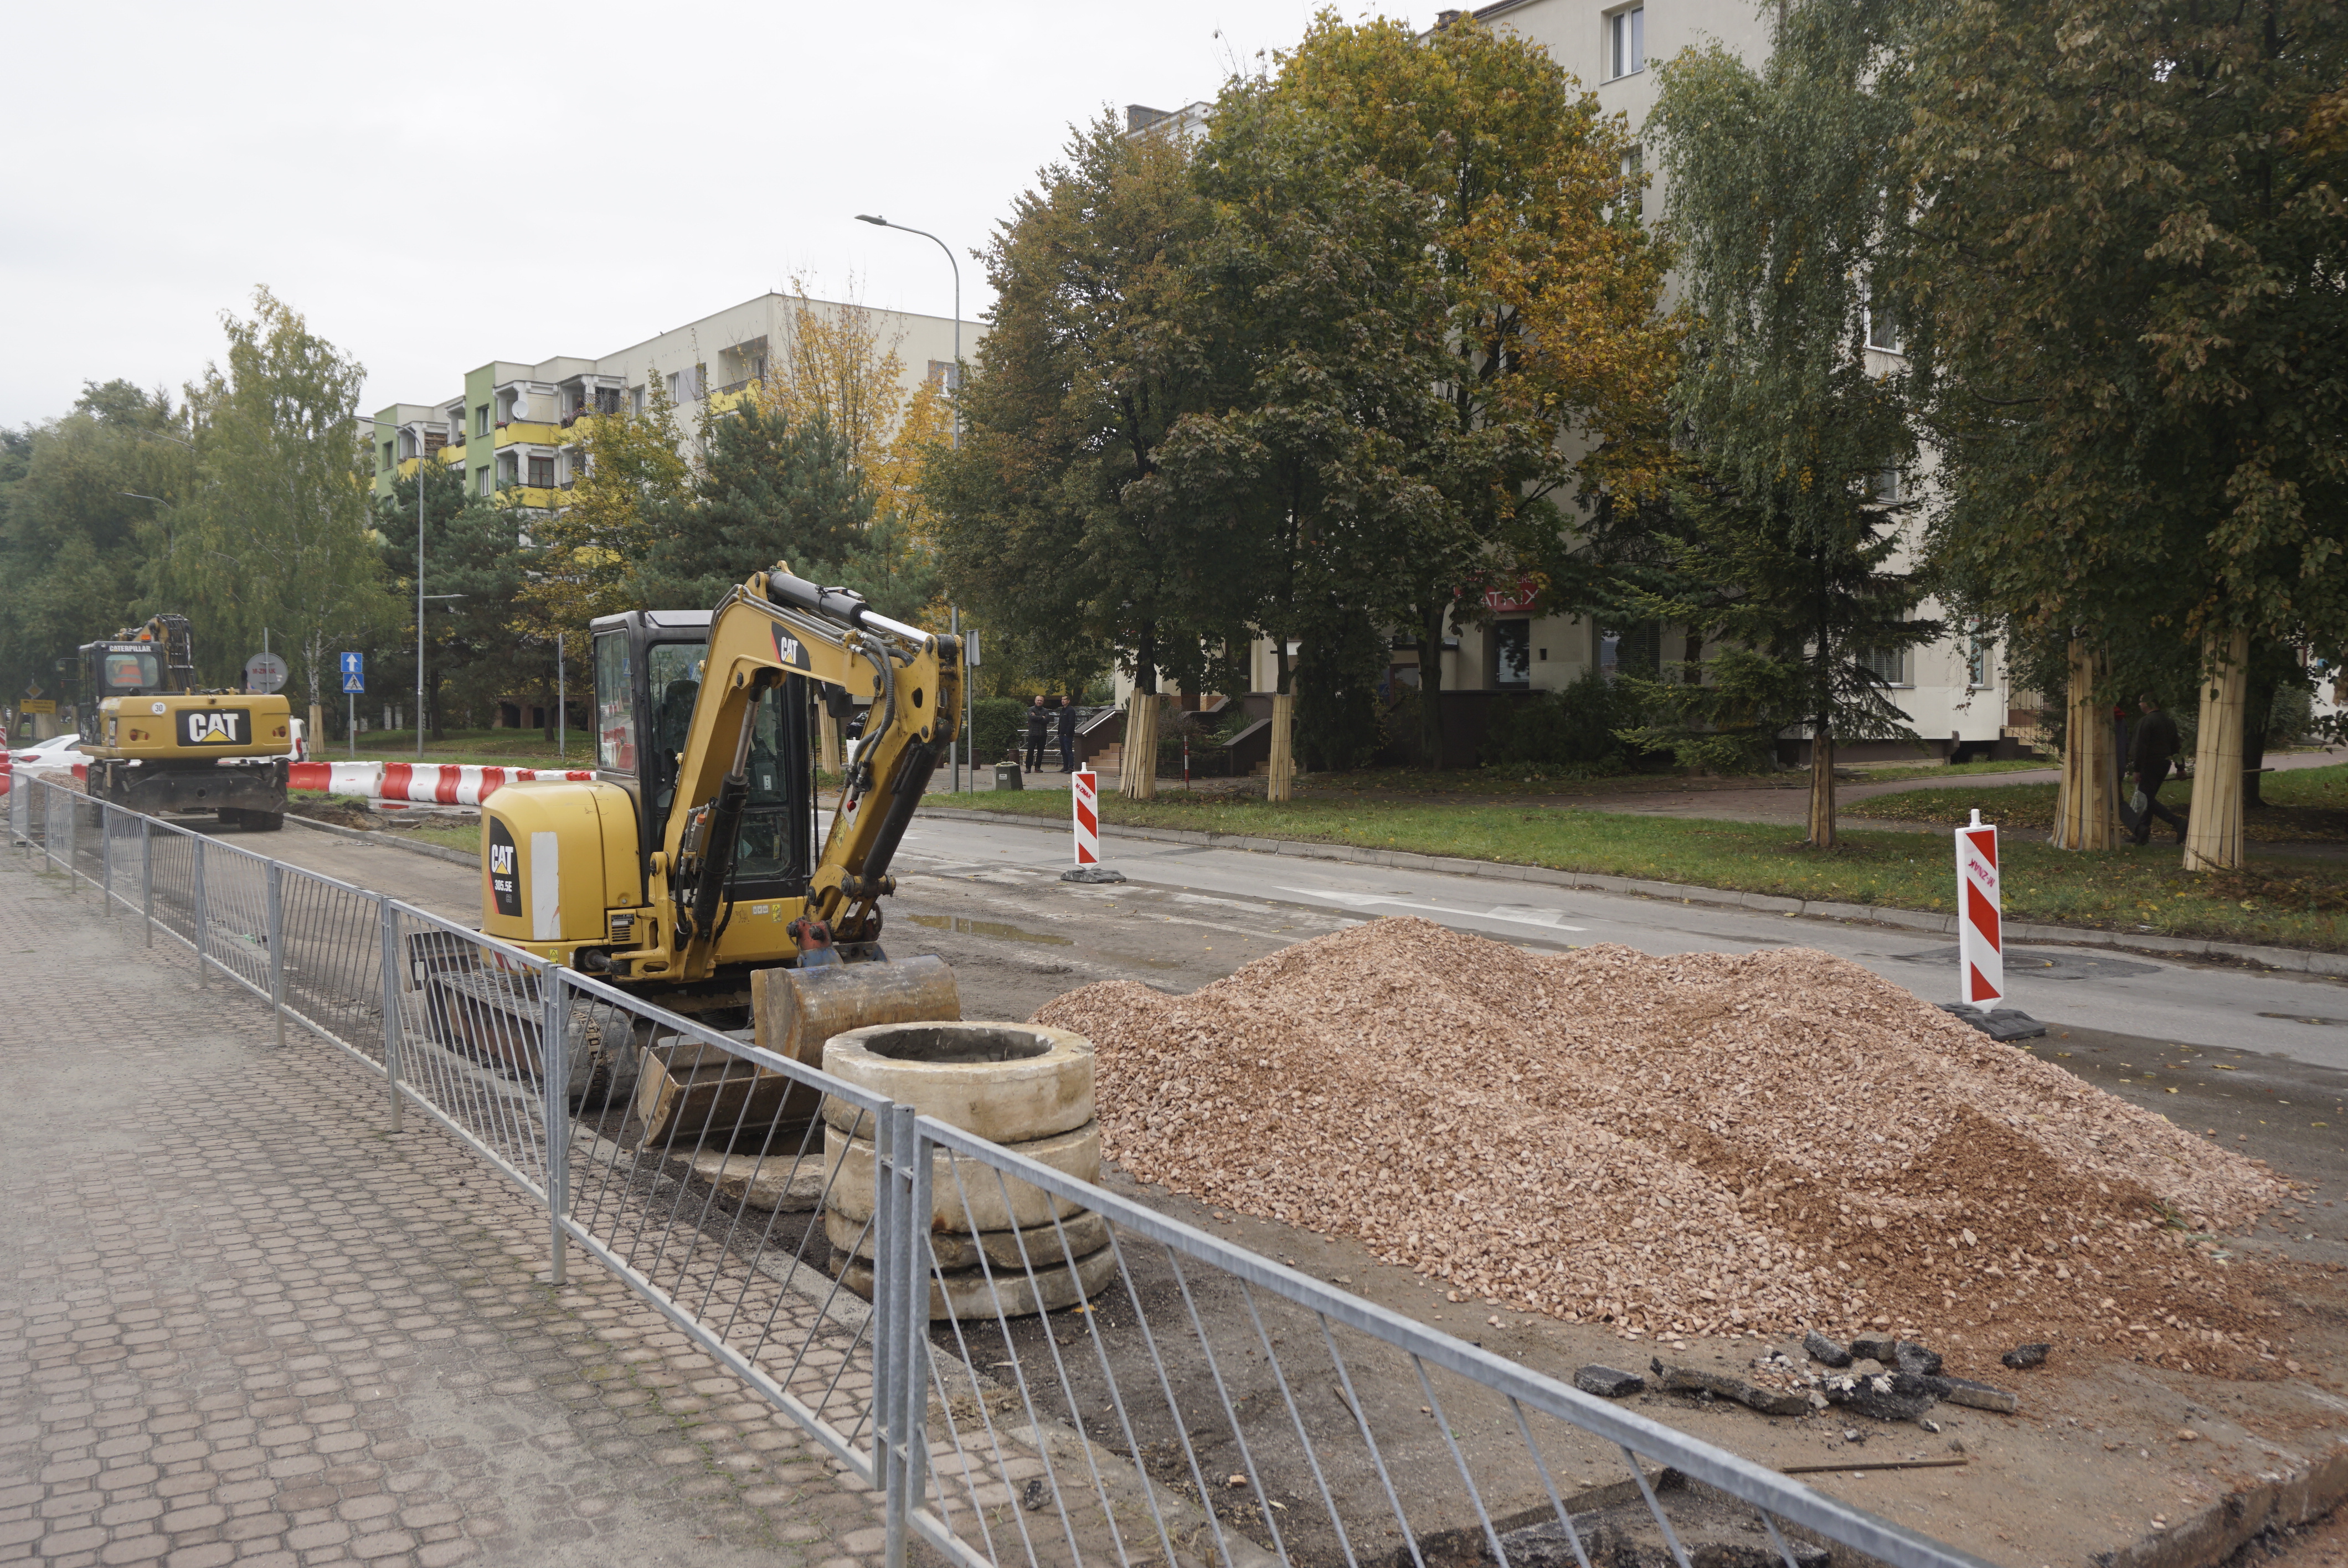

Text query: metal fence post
(190, 833), (208, 986)
(877, 1102), (916, 1568)
(140, 820), (153, 948)
(902, 1115), (931, 1527)
(378, 898), (404, 1132)
(100, 803), (113, 915)
(541, 964), (569, 1286)
(266, 861), (286, 1047)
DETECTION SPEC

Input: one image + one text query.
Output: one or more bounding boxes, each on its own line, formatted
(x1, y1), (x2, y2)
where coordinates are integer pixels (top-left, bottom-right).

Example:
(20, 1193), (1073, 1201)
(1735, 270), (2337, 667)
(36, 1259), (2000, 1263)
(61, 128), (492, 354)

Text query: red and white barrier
(287, 761), (593, 806)
(1070, 769), (1100, 865)
(1955, 808), (2002, 1005)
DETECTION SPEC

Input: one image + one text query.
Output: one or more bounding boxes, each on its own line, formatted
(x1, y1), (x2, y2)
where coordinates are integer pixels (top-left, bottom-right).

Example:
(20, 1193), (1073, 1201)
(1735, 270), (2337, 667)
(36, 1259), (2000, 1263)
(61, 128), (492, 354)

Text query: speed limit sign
(245, 652), (289, 694)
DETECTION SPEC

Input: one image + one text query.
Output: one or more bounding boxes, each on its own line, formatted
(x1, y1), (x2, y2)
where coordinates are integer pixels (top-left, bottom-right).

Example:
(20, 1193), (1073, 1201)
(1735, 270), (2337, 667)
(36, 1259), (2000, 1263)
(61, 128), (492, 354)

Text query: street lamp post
(355, 414), (428, 756)
(853, 214), (959, 451)
(856, 212), (966, 788)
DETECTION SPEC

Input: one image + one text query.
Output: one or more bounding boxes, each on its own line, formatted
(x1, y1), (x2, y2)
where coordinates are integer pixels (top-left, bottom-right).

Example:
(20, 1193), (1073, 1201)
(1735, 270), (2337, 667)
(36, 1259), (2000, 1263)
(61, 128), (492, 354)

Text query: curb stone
(285, 811), (477, 867)
(918, 806), (2348, 978)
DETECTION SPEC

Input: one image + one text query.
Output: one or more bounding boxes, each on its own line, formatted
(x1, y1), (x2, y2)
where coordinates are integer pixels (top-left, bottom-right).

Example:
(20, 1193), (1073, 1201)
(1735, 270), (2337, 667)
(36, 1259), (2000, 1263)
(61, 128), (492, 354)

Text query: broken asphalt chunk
(1649, 1359), (1810, 1418)
(2002, 1342), (2051, 1371)
(1803, 1329), (1853, 1368)
(1573, 1365), (1646, 1399)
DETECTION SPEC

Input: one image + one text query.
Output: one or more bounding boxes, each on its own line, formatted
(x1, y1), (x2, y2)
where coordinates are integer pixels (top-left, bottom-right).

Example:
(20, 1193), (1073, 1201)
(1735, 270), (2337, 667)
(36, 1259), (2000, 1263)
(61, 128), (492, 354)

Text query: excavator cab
(588, 610), (817, 906)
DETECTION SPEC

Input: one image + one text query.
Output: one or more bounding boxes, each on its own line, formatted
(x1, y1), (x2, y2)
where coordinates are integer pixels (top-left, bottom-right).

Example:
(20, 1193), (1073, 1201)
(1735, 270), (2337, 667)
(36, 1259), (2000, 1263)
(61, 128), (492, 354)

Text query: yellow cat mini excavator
(78, 613), (297, 828)
(421, 565), (965, 1143)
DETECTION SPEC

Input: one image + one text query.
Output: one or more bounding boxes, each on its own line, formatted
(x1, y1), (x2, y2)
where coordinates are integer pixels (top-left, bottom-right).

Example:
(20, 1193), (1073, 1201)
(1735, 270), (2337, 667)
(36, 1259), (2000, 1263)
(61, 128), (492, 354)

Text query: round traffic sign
(245, 652), (289, 694)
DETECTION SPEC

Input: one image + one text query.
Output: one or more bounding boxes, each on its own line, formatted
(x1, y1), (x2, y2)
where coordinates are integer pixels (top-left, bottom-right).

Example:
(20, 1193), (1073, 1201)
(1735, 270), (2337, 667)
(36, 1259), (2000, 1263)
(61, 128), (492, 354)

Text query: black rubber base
(1937, 1001), (2049, 1041)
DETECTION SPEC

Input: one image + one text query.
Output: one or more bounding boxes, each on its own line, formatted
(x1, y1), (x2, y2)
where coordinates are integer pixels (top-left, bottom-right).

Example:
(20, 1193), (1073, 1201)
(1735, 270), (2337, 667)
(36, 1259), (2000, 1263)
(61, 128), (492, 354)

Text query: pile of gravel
(1035, 919), (2290, 1366)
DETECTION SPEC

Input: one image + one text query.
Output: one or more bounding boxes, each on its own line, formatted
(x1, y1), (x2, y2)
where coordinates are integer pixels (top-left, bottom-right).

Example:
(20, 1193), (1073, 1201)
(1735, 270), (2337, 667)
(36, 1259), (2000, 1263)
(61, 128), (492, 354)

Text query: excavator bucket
(630, 956), (960, 1151)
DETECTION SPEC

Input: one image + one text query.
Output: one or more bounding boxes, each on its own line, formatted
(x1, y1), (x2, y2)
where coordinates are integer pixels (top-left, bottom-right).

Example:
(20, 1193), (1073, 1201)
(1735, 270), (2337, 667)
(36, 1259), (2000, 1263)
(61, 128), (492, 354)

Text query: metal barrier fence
(10, 775), (1989, 1568)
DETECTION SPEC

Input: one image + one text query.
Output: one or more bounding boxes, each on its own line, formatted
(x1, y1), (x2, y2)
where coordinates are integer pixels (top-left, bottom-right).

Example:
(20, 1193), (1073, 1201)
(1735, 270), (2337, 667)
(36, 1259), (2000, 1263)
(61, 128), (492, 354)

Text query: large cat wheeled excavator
(415, 565), (965, 1147)
(77, 613), (297, 827)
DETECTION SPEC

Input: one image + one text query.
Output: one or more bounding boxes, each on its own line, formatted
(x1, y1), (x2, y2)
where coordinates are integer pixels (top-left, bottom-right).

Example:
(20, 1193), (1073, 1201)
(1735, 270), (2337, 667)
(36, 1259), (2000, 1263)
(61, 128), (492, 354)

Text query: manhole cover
(1891, 945), (2162, 981)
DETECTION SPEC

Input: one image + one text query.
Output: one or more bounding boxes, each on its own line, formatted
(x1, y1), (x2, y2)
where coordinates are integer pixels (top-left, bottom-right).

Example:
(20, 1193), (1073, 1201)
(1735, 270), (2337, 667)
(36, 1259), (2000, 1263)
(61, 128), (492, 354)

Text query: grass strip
(1848, 762), (2348, 844)
(945, 788), (2348, 951)
(309, 728), (589, 769)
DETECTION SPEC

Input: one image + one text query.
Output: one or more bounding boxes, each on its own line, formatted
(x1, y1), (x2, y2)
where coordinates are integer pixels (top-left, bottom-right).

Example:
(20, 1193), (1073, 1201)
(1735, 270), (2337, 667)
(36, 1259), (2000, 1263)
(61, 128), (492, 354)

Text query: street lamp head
(855, 213), (888, 227)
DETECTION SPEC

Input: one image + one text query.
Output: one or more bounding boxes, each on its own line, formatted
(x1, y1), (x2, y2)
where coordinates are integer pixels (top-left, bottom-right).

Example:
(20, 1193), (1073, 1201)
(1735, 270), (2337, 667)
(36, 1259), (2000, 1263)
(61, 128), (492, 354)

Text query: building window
(596, 387), (621, 415)
(380, 442), (393, 472)
(1492, 620), (1531, 688)
(1872, 466), (1902, 503)
(1966, 621), (1994, 689)
(630, 385), (645, 415)
(1606, 5), (1644, 80)
(475, 404), (490, 437)
(1866, 295), (1903, 354)
(668, 365), (704, 401)
(528, 455), (554, 488)
(1859, 644), (1909, 687)
(478, 467), (492, 497)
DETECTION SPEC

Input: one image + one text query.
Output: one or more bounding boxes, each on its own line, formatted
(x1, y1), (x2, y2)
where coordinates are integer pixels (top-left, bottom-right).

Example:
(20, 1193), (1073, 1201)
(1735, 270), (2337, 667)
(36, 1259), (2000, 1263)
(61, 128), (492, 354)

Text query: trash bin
(993, 762), (1023, 791)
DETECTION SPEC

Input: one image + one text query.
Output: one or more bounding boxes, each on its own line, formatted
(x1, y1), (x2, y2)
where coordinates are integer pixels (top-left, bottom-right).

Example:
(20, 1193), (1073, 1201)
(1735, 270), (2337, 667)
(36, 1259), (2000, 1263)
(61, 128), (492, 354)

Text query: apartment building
(368, 292), (980, 512)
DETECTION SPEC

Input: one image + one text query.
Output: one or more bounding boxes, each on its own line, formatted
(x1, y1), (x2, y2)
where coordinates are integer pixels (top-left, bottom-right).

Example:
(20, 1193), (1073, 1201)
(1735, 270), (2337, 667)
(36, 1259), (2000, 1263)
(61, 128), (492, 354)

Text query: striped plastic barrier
(286, 761), (593, 806)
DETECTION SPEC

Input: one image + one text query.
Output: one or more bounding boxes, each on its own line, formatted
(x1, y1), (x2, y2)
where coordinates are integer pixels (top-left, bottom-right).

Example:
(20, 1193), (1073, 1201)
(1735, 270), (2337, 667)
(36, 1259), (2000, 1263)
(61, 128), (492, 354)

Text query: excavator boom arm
(663, 567), (959, 978)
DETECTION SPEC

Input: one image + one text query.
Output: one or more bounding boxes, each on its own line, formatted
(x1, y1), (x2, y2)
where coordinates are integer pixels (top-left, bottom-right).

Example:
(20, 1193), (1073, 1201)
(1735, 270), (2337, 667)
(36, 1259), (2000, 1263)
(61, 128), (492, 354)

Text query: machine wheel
(217, 808), (247, 828)
(249, 812), (285, 832)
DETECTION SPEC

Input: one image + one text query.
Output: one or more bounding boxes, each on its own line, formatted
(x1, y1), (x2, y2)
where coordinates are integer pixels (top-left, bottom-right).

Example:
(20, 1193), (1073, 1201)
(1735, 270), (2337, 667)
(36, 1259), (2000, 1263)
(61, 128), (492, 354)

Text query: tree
(0, 383), (192, 711)
(1901, 0), (2348, 868)
(1616, 477), (1940, 803)
(1648, 19), (1929, 844)
(513, 374), (691, 643)
(635, 400), (874, 609)
(184, 288), (385, 740)
(1281, 16), (1680, 772)
(759, 278), (952, 624)
(1166, 61), (1456, 797)
(929, 111), (1247, 798)
(374, 463), (543, 740)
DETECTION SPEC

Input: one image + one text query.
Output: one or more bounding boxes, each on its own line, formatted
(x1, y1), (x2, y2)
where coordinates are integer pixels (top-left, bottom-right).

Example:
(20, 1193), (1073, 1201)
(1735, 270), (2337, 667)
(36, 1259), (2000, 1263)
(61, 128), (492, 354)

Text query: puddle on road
(907, 913), (1072, 947)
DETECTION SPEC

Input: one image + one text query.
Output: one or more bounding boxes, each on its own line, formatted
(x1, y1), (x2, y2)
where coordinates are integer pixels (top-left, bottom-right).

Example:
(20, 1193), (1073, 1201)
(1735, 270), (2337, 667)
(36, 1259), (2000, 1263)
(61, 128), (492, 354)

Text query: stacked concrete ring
(820, 1022), (1110, 1318)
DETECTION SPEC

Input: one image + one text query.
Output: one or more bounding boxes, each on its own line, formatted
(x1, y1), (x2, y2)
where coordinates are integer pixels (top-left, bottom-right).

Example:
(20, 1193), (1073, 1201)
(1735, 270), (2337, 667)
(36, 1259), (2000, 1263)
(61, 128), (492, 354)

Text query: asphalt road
(900, 811), (2348, 1065)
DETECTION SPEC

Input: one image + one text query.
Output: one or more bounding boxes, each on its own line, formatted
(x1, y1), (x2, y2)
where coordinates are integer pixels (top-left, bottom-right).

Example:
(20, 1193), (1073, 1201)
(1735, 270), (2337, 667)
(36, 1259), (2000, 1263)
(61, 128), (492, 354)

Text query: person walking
(1055, 694), (1079, 773)
(2129, 693), (2189, 845)
(1022, 694), (1049, 773)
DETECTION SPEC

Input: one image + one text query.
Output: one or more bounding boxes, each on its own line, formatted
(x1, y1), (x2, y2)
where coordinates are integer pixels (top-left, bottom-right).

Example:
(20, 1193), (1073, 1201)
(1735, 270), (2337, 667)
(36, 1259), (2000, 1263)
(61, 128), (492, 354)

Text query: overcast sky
(1, 1), (1408, 428)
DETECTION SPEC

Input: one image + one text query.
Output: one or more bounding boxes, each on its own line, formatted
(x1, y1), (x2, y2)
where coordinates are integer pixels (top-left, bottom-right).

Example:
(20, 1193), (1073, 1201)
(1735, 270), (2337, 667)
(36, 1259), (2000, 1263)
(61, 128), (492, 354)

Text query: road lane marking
(1276, 887), (1587, 932)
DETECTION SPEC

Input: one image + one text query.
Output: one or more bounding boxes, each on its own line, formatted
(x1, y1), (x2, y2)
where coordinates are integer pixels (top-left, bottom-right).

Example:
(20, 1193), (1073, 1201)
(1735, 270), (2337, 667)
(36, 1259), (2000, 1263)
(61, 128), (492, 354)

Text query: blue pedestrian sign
(339, 652), (365, 694)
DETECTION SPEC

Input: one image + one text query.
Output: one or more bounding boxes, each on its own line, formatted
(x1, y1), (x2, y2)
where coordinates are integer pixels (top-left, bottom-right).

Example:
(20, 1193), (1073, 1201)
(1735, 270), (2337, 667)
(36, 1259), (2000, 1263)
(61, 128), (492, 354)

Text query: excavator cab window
(590, 611), (814, 902)
(644, 643), (704, 843)
(82, 643), (162, 698)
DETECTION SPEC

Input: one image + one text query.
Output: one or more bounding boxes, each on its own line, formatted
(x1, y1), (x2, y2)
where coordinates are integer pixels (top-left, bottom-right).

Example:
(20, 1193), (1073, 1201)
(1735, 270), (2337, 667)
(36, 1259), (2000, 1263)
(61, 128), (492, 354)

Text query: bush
(1480, 670), (1646, 773)
(968, 697), (1028, 765)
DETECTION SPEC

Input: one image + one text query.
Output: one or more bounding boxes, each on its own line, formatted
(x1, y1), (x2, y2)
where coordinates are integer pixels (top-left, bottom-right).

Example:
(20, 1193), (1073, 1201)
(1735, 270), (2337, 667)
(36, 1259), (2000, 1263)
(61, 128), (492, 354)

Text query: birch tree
(186, 288), (385, 740)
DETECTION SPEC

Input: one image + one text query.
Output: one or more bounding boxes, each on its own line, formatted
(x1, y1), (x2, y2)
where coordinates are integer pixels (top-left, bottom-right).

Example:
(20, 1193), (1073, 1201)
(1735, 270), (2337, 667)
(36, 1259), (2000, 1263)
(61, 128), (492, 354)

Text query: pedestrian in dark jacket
(2129, 694), (2187, 845)
(1055, 696), (1078, 773)
(1023, 694), (1049, 772)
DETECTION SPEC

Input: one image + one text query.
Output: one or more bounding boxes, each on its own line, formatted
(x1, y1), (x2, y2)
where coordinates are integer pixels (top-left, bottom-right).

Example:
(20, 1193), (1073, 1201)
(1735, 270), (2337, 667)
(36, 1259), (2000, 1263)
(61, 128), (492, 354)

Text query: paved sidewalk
(0, 864), (905, 1568)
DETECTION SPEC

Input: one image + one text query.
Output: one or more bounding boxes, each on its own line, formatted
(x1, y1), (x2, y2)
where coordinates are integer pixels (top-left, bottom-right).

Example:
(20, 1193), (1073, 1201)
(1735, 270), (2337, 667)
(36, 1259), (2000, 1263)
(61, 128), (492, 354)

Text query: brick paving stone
(0, 868), (906, 1567)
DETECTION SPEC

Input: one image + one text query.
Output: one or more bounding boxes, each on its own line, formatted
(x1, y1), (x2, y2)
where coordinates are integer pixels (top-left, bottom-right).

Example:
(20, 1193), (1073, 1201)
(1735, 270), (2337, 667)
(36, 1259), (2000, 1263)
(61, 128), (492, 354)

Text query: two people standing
(1022, 694), (1082, 773)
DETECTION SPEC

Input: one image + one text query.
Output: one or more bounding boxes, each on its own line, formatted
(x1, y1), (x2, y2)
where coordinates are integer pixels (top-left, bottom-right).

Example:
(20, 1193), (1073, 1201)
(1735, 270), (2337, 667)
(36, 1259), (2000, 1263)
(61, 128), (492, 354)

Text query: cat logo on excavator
(182, 709), (247, 744)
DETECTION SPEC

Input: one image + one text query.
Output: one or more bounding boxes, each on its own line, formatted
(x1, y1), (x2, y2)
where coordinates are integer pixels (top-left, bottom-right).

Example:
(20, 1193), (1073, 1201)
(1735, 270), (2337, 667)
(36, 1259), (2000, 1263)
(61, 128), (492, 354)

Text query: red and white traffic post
(1955, 808), (2003, 1006)
(1070, 769), (1100, 866)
